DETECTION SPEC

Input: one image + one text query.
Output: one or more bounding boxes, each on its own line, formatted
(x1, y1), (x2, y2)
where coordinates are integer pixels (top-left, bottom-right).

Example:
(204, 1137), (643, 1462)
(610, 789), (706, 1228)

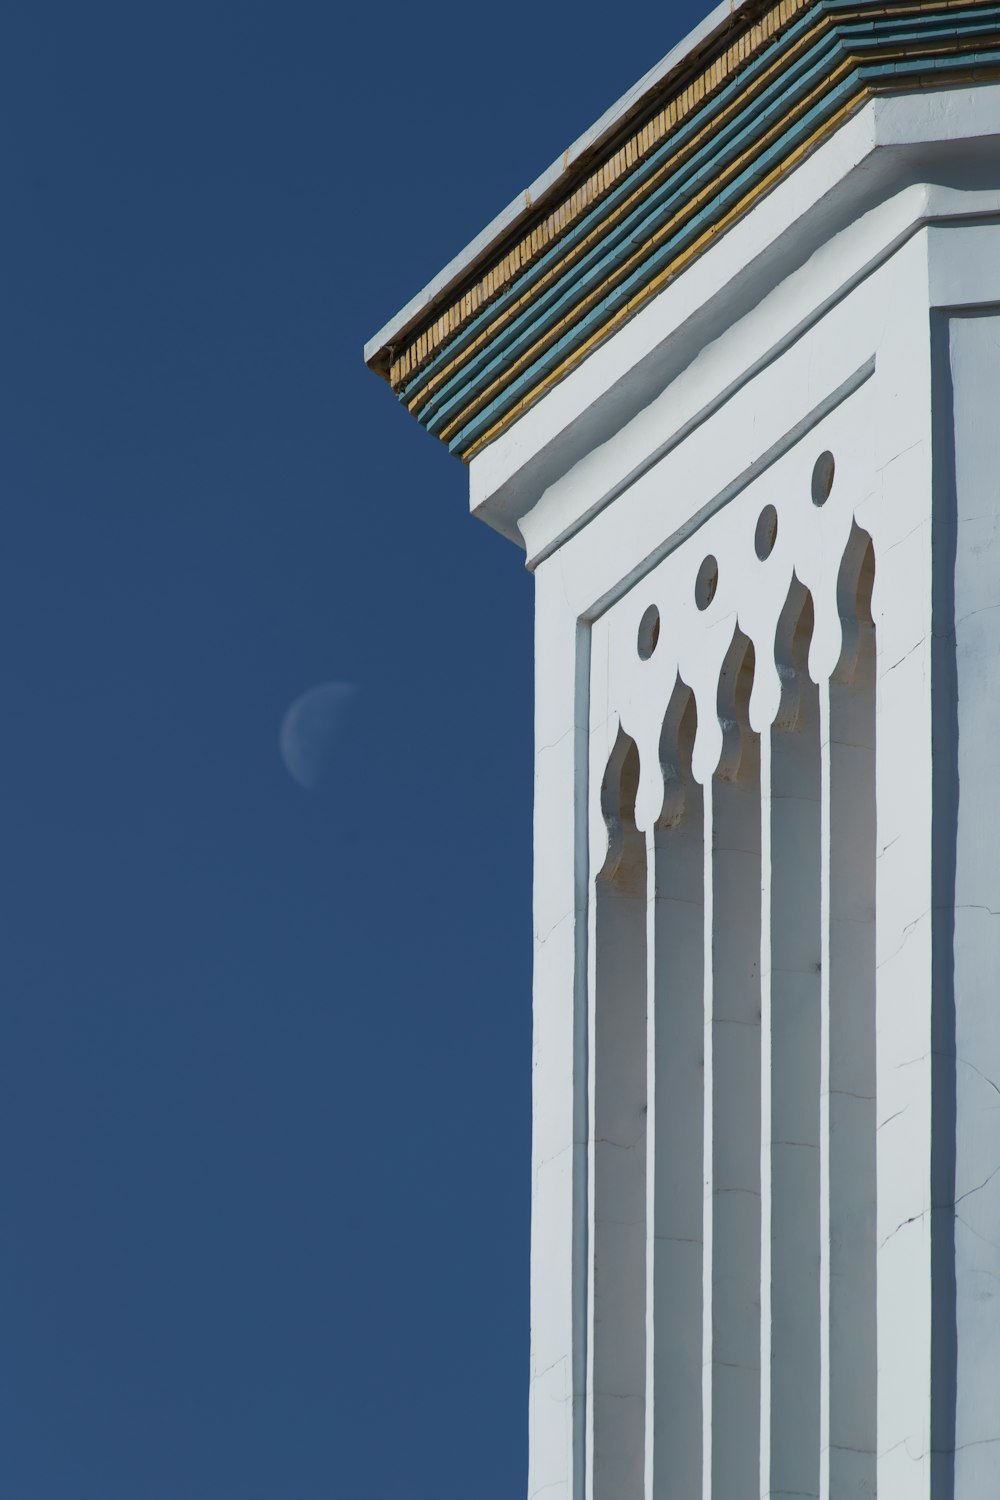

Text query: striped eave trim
(374, 0), (1000, 461)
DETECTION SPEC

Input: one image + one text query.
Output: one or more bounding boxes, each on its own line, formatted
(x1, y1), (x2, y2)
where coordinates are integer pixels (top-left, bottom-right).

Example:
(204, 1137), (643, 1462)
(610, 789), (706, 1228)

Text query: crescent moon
(279, 681), (358, 791)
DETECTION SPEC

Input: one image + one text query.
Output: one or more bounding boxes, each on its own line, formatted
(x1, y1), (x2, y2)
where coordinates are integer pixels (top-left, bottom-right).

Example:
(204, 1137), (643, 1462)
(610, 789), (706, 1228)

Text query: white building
(366, 2), (1000, 1495)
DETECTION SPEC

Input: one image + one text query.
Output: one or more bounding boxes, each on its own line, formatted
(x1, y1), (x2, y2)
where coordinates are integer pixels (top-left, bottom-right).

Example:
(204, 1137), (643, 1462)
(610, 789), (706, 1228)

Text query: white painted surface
(455, 78), (1000, 1500)
(942, 310), (1000, 1494)
(470, 86), (1000, 548)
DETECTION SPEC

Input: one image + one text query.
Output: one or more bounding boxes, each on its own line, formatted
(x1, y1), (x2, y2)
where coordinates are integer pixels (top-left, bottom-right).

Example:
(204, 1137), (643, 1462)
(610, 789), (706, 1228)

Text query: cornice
(366, 0), (1000, 462)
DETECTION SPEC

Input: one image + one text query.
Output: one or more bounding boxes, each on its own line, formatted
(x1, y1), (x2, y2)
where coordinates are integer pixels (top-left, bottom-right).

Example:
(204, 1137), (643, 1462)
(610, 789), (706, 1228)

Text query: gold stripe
(385, 0), (1000, 394)
(387, 0), (815, 389)
(872, 57), (1000, 86)
(405, 9), (839, 420)
(435, 12), (1000, 452)
(462, 89), (871, 459)
(438, 55), (857, 444)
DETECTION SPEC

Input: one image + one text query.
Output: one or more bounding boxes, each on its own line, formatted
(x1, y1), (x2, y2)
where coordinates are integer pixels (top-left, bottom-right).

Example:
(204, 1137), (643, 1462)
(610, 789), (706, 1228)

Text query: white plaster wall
(940, 308), (1000, 1495)
(487, 89), (1000, 1500)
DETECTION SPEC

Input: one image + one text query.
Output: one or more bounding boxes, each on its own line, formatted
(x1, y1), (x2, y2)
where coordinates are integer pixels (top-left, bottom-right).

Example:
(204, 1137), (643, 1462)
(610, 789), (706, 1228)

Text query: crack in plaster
(536, 725), (575, 756)
(878, 1434), (924, 1462)
(957, 1055), (1000, 1102)
(955, 1160), (1000, 1207)
(880, 518), (927, 555)
(956, 602), (1000, 626)
(877, 438), (922, 475)
(880, 1210), (925, 1250)
(594, 1133), (643, 1152)
(532, 1353), (569, 1383)
(956, 902), (1000, 919)
(955, 1211), (1000, 1253)
(534, 1142), (575, 1181)
(882, 636), (924, 676)
(535, 908), (575, 946)
(877, 908), (928, 970)
(880, 1165), (1000, 1254)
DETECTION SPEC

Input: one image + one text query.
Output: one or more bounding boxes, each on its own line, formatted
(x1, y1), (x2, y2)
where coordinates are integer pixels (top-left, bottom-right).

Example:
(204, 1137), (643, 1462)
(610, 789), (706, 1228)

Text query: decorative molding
(366, 0), (1000, 460)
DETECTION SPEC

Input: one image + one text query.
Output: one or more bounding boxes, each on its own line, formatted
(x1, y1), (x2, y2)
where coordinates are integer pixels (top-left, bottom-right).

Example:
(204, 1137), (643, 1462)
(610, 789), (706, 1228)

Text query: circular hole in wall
(755, 504), (778, 560)
(695, 555), (719, 611)
(637, 603), (660, 660)
(811, 450), (836, 506)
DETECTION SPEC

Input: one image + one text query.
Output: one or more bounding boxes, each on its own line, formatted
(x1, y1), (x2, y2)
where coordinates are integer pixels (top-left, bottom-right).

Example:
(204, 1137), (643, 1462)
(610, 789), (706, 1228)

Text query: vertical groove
(762, 592), (822, 1499)
(593, 738), (647, 1500)
(702, 777), (716, 1500)
(647, 696), (704, 1498)
(705, 642), (762, 1500)
(645, 826), (658, 1500)
(821, 537), (877, 1497)
(575, 617), (592, 1500)
(929, 311), (956, 1500)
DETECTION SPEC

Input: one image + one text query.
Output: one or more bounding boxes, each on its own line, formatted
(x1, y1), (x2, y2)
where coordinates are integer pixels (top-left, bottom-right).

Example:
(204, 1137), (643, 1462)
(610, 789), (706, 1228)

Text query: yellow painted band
(387, 0), (815, 390)
(388, 0), (1000, 394)
(405, 9), (840, 420)
(461, 89), (871, 460)
(438, 55), (859, 445)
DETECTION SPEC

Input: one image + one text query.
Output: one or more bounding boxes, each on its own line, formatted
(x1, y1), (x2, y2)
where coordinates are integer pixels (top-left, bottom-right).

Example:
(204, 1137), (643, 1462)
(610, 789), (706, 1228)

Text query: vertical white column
(873, 261), (936, 1500)
(644, 829), (657, 1500)
(529, 576), (589, 1500)
(704, 639), (761, 1500)
(819, 537), (877, 1499)
(761, 597), (822, 1500)
(592, 737), (647, 1500)
(943, 310), (1000, 1497)
(645, 695), (704, 1500)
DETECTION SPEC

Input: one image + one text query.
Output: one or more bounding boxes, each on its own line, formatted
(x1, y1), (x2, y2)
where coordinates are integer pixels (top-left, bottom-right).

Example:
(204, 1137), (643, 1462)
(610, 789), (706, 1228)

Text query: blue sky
(0, 4), (707, 1495)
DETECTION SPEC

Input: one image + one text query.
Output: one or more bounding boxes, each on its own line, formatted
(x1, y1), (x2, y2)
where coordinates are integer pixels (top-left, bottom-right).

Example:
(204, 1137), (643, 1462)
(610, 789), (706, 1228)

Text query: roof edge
(363, 0), (763, 375)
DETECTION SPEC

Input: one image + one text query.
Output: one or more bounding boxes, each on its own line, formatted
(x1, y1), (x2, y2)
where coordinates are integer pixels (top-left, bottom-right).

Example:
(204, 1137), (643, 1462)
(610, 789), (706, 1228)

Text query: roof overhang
(365, 0), (1000, 477)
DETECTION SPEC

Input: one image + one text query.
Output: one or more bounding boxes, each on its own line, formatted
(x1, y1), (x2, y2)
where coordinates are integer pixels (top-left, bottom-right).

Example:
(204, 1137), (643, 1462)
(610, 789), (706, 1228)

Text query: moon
(279, 681), (358, 791)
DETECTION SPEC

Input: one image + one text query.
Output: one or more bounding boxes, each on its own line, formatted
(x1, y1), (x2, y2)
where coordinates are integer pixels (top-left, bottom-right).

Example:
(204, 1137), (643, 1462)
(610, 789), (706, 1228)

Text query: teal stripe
(399, 5), (822, 406)
(421, 27), (849, 435)
(835, 2), (1000, 33)
(844, 13), (1000, 49)
(403, 0), (1000, 412)
(392, 0), (1000, 455)
(446, 69), (864, 453)
(860, 42), (1000, 76)
(447, 38), (1000, 455)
